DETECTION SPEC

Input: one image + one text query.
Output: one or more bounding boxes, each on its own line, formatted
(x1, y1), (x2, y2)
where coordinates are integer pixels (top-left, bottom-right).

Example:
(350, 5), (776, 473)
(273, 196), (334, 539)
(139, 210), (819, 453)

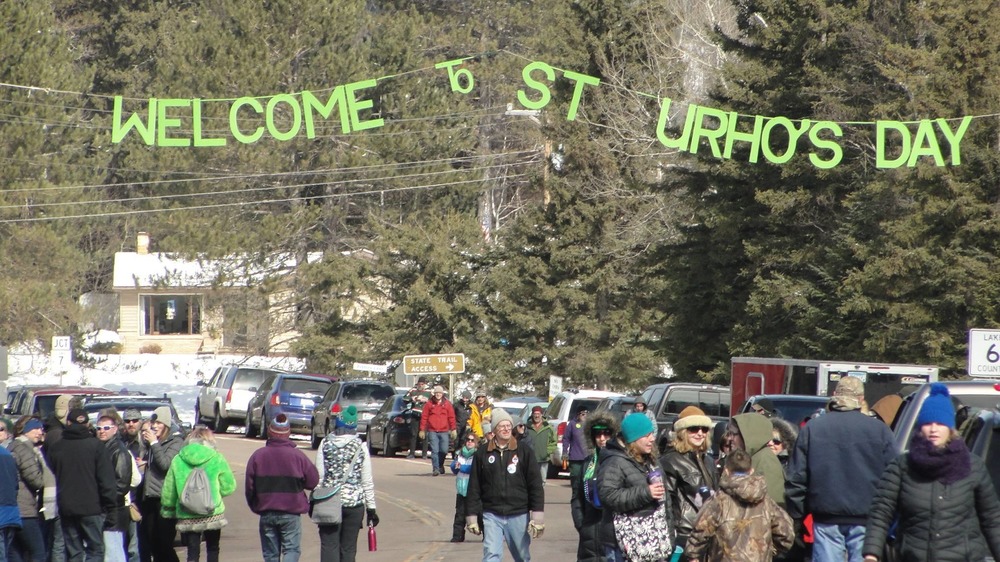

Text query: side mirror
(181, 422), (192, 430)
(248, 387), (257, 393)
(196, 380), (206, 386)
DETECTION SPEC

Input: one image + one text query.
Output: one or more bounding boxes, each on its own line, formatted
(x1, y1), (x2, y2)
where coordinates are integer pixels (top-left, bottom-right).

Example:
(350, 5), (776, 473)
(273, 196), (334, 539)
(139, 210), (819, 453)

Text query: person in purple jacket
(562, 408), (591, 531)
(246, 414), (320, 562)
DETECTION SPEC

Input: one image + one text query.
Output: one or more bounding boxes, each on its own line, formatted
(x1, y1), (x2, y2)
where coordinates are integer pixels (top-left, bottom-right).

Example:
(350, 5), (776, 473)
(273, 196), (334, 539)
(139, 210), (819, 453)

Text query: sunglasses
(592, 430), (613, 438)
(688, 426), (711, 434)
(96, 425), (116, 432)
(125, 419), (141, 424)
(770, 438), (782, 445)
(465, 437), (478, 442)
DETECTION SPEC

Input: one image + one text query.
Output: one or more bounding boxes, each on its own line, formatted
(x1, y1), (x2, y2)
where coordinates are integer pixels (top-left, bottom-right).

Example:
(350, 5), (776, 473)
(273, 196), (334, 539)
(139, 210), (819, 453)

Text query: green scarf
(461, 445), (476, 457)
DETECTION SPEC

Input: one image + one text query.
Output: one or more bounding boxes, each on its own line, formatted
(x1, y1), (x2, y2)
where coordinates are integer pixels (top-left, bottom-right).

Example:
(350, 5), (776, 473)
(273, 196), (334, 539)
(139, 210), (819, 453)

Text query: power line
(0, 174), (530, 224)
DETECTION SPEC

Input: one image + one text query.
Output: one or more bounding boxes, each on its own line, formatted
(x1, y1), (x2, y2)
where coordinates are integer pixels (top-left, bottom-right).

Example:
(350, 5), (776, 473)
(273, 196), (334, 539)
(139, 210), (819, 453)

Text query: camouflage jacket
(685, 471), (794, 562)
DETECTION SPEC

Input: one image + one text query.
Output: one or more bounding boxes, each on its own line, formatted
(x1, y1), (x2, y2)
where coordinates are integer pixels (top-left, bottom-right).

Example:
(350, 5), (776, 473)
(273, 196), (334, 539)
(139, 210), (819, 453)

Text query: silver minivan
(196, 365), (287, 432)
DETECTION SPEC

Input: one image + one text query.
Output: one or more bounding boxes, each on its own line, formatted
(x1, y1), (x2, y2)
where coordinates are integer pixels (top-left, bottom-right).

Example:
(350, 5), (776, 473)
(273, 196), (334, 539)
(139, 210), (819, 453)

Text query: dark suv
(196, 365), (289, 432)
(892, 380), (1000, 453)
(640, 383), (731, 449)
(310, 380), (396, 448)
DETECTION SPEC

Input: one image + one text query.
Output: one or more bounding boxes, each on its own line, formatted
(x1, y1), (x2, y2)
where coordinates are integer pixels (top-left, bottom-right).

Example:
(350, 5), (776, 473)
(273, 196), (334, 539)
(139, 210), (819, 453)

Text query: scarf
(460, 445), (476, 457)
(907, 433), (971, 485)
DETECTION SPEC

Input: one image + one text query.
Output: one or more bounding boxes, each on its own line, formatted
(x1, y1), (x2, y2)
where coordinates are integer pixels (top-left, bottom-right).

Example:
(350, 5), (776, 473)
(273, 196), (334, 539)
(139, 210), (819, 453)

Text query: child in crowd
(685, 448), (793, 562)
(449, 432), (483, 542)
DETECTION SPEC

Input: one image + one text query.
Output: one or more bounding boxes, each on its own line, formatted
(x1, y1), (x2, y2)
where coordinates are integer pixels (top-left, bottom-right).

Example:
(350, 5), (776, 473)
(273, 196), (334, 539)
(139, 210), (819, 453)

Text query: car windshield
(768, 399), (831, 425)
(280, 379), (331, 396)
(341, 384), (394, 404)
(570, 399), (602, 417)
(233, 369), (276, 391)
(84, 403), (174, 423)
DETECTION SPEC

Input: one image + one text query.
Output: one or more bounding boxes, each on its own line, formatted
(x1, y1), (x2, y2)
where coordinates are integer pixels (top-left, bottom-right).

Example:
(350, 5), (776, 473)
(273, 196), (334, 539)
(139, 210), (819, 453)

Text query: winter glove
(449, 430), (458, 440)
(367, 509), (379, 527)
(418, 430), (426, 440)
(528, 511), (544, 539)
(465, 515), (482, 535)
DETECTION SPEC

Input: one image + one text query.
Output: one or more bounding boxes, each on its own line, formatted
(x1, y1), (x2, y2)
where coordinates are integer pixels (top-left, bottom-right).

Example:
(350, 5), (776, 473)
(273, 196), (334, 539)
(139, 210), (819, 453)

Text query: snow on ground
(5, 346), (305, 426)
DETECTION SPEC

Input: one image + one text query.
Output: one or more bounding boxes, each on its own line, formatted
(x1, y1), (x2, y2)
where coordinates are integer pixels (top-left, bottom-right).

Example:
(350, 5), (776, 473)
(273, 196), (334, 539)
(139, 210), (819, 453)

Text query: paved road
(199, 432), (581, 561)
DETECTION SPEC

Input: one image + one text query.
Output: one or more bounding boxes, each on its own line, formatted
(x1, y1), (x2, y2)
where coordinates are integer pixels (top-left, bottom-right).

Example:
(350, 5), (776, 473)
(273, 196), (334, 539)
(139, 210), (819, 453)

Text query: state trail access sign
(403, 353), (466, 375)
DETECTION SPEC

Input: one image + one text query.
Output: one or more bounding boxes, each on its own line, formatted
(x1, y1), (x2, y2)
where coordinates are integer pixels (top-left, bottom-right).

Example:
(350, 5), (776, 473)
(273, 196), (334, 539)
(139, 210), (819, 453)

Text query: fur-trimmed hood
(584, 411), (620, 451)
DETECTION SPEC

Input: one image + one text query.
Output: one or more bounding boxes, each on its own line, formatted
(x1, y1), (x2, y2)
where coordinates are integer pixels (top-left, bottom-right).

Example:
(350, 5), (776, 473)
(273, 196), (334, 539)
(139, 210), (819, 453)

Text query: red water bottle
(368, 523), (377, 551)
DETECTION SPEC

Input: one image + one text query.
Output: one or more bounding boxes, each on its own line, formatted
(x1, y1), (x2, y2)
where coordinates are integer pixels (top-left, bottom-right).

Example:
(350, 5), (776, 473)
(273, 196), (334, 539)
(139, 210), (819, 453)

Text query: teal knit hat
(621, 413), (655, 443)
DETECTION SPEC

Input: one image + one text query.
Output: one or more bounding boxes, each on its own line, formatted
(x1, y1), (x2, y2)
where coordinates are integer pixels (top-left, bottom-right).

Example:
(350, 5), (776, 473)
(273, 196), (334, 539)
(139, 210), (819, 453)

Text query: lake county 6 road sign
(403, 353), (466, 375)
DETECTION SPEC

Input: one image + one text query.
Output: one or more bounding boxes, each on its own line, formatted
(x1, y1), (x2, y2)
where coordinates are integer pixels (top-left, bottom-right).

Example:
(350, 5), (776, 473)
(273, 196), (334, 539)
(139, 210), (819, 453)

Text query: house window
(141, 295), (201, 335)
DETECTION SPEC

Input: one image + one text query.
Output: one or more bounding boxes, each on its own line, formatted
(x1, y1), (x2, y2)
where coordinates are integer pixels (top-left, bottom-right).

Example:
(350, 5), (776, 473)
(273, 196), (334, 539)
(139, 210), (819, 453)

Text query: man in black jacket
(465, 408), (545, 561)
(96, 410), (133, 562)
(45, 408), (117, 562)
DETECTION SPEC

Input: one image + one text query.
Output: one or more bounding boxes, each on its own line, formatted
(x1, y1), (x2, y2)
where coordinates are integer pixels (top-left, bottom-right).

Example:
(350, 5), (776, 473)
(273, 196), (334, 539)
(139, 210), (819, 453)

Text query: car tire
(367, 429), (376, 454)
(194, 401), (205, 425)
(310, 421), (321, 449)
(244, 412), (257, 438)
(214, 407), (229, 433)
(383, 433), (395, 457)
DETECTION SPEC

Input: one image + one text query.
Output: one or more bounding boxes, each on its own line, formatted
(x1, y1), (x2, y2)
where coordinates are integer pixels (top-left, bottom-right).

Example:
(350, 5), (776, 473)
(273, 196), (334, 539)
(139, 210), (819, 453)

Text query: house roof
(112, 251), (323, 289)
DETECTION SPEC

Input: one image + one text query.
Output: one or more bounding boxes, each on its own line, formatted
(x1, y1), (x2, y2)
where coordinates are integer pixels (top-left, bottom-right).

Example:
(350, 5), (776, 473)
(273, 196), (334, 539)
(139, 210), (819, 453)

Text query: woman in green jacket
(161, 426), (237, 562)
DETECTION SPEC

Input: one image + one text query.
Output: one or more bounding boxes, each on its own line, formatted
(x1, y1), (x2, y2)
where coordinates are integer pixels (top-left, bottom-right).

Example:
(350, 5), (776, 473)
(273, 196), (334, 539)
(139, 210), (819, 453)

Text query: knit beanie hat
(337, 405), (358, 428)
(916, 383), (956, 429)
(491, 408), (514, 429)
(268, 413), (291, 438)
(673, 406), (712, 432)
(22, 418), (44, 434)
(621, 412), (655, 443)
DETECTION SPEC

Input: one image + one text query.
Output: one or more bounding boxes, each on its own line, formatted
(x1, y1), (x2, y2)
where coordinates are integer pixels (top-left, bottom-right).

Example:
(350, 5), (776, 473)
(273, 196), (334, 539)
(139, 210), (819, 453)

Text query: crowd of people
(4, 374), (999, 562)
(0, 394), (381, 562)
(441, 376), (1000, 562)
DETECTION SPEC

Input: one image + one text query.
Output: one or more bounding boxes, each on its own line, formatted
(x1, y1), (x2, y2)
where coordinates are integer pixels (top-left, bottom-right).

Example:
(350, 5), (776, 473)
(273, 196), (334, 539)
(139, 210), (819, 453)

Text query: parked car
(739, 394), (831, 425)
(516, 401), (551, 423)
(963, 408), (1000, 493)
(310, 380), (396, 449)
(546, 389), (623, 473)
(639, 382), (730, 450)
(4, 385), (49, 415)
(893, 380), (1000, 453)
(494, 400), (536, 418)
(366, 394), (419, 457)
(244, 373), (336, 438)
(21, 386), (117, 419)
(593, 395), (638, 422)
(195, 365), (289, 432)
(81, 396), (188, 433)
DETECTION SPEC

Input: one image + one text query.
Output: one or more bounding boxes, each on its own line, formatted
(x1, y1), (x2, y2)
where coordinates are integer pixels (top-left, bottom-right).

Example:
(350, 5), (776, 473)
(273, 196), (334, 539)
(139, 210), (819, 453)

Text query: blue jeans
(61, 514), (104, 562)
(259, 511), (302, 562)
(483, 512), (530, 562)
(1, 527), (16, 562)
(812, 522), (866, 562)
(10, 517), (46, 562)
(102, 531), (126, 562)
(428, 432), (450, 472)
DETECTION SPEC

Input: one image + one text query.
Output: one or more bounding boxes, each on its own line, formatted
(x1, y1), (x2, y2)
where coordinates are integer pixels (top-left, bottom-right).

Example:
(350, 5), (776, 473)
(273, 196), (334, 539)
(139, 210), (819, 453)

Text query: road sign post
(402, 353), (466, 376)
(969, 329), (1000, 377)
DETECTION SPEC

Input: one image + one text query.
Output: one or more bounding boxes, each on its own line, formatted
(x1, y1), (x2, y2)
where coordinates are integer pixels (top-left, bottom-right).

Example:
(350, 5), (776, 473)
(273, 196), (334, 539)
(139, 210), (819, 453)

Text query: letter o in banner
(761, 117), (810, 165)
(266, 94), (303, 141)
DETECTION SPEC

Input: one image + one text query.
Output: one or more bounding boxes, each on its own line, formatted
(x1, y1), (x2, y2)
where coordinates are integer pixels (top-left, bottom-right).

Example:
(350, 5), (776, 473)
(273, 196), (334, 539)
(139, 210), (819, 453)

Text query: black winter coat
(45, 424), (117, 517)
(466, 437), (544, 517)
(659, 448), (718, 544)
(863, 452), (1000, 562)
(596, 439), (658, 518)
(104, 437), (133, 531)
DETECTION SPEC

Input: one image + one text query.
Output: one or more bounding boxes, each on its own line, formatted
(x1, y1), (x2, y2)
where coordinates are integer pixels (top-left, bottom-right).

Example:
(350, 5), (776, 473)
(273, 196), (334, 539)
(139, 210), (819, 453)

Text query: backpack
(180, 466), (215, 515)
